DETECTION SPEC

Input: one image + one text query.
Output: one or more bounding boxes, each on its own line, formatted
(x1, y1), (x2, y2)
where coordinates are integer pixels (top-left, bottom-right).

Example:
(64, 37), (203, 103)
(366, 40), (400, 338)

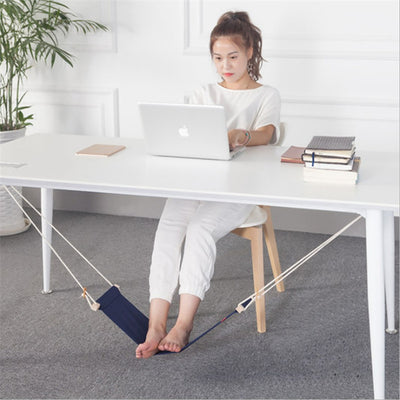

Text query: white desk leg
(383, 211), (397, 334)
(365, 209), (386, 399)
(41, 188), (53, 294)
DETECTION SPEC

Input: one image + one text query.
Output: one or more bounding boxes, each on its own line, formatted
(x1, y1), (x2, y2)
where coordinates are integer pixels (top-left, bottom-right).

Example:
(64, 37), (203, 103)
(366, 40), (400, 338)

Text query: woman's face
(212, 36), (252, 85)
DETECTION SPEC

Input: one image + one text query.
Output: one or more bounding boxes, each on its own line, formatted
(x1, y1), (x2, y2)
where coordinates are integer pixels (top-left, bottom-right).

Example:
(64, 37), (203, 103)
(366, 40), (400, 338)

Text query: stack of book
(302, 136), (360, 184)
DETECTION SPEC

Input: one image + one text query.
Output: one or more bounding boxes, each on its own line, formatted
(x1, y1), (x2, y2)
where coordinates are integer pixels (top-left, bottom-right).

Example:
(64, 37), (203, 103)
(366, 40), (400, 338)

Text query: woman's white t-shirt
(189, 83), (281, 144)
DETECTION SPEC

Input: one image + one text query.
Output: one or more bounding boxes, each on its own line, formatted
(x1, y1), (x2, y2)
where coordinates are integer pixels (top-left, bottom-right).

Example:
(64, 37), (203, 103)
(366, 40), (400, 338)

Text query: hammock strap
(179, 309), (238, 353)
(3, 185), (112, 309)
(236, 215), (363, 313)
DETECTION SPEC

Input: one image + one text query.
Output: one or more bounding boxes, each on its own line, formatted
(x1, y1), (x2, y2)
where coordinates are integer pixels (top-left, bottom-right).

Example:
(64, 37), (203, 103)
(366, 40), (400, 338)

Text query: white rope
(4, 184), (363, 315)
(3, 185), (113, 309)
(236, 215), (363, 313)
(7, 185), (114, 287)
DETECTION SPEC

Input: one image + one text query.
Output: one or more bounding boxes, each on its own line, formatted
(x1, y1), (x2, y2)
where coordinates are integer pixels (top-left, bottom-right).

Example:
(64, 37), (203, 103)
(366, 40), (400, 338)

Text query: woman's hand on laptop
(228, 129), (251, 149)
(229, 125), (275, 149)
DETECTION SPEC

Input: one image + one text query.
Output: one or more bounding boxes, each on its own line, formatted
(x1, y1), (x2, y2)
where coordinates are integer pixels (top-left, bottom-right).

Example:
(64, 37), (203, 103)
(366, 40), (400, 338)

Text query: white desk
(1, 133), (399, 399)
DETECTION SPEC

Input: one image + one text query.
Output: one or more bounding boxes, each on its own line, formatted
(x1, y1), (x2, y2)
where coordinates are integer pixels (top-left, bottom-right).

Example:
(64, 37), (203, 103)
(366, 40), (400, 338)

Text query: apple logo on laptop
(178, 125), (189, 137)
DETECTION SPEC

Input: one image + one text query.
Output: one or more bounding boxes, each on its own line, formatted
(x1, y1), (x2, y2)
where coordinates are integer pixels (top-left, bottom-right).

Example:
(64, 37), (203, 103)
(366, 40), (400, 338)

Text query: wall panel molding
(25, 88), (119, 137)
(184, 0), (399, 60)
(281, 95), (398, 121)
(279, 96), (399, 150)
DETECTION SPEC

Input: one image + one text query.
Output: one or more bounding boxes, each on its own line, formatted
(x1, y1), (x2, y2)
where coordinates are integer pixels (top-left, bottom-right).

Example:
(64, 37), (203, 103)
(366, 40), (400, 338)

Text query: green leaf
(1, 0), (108, 129)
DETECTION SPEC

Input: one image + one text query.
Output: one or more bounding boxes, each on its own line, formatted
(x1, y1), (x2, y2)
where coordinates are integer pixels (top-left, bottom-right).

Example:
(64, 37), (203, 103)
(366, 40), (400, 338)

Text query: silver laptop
(138, 102), (245, 160)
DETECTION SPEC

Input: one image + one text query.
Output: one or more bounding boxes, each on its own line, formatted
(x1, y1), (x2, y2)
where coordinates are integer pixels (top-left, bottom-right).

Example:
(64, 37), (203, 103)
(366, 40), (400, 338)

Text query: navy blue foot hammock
(96, 286), (149, 347)
(4, 185), (363, 354)
(96, 285), (250, 354)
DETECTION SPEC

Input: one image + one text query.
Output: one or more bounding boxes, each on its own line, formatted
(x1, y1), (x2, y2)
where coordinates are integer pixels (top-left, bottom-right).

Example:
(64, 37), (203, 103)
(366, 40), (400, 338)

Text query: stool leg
(249, 226), (266, 333)
(262, 206), (285, 292)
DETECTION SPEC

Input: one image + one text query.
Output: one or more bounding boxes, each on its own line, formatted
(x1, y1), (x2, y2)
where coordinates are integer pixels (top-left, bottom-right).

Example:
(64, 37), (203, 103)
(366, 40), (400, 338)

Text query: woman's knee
(185, 220), (216, 244)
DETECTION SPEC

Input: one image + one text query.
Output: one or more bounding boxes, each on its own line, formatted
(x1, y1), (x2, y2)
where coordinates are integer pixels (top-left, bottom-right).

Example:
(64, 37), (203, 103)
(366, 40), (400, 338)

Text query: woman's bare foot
(157, 293), (200, 353)
(136, 327), (166, 359)
(136, 298), (170, 359)
(158, 322), (192, 353)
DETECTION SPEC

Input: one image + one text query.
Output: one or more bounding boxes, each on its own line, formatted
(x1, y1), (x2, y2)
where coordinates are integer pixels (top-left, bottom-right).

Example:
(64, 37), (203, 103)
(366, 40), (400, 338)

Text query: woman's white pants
(149, 198), (254, 302)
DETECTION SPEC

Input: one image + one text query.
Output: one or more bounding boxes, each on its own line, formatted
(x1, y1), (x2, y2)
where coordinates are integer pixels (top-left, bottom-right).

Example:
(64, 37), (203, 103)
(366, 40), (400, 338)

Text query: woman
(136, 11), (280, 358)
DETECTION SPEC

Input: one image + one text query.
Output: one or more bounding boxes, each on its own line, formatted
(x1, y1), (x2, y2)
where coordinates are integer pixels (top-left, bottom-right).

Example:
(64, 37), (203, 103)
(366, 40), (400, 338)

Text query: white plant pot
(0, 127), (31, 236)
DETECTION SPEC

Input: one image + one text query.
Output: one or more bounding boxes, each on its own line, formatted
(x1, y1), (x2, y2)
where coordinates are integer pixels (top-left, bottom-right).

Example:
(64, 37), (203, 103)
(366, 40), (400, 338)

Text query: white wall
(24, 0), (399, 237)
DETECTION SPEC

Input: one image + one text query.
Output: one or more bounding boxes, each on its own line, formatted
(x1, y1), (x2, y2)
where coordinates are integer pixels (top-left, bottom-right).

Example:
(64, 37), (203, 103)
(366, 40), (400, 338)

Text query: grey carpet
(0, 210), (398, 399)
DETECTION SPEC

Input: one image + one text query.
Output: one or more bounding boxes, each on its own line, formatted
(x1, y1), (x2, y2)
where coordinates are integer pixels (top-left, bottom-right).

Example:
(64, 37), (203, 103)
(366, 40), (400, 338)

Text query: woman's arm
(228, 124), (275, 148)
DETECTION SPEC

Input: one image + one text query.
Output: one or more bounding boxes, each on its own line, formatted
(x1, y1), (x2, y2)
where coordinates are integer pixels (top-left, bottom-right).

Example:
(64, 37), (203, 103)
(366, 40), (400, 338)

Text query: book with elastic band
(302, 153), (354, 165)
(304, 156), (354, 170)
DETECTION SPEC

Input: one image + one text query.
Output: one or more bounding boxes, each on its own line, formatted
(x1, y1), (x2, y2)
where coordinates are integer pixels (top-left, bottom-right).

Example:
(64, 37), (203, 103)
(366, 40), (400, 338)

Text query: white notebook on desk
(138, 102), (244, 161)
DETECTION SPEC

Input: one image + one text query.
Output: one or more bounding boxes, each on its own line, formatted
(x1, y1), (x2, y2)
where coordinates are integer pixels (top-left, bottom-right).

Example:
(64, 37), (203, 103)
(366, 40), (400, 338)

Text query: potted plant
(0, 0), (107, 235)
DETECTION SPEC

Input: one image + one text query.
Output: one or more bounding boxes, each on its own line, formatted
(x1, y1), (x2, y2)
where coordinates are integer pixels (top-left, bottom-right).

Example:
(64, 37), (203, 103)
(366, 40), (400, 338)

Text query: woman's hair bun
(217, 11), (251, 25)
